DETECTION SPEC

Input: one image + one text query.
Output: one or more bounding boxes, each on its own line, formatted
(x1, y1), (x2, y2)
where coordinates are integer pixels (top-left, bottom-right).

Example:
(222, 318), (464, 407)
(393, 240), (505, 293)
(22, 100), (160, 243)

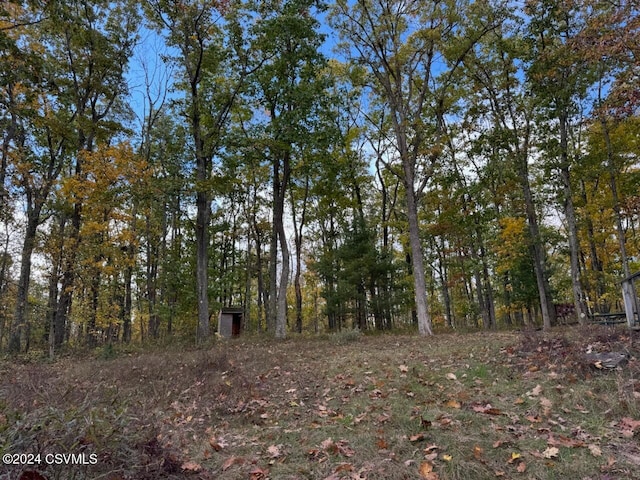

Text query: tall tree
(48, 0), (138, 349)
(526, 0), (595, 325)
(462, 17), (557, 329)
(249, 0), (331, 338)
(144, 0), (248, 343)
(2, 1), (52, 352)
(4, 0), (137, 352)
(330, 0), (499, 335)
(579, 0), (640, 282)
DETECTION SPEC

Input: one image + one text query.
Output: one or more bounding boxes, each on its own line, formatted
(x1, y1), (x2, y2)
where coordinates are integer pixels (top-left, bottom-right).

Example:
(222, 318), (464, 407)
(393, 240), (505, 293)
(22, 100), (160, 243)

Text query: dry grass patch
(1, 327), (639, 479)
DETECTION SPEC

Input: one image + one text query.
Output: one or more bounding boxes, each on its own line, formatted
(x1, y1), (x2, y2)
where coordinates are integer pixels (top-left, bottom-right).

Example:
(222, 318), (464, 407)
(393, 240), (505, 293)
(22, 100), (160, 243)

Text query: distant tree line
(1, 0), (638, 354)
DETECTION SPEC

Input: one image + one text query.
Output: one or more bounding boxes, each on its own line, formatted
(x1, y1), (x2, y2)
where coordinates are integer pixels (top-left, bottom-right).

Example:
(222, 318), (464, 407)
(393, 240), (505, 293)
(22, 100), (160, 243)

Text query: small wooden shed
(218, 307), (243, 338)
(621, 272), (640, 327)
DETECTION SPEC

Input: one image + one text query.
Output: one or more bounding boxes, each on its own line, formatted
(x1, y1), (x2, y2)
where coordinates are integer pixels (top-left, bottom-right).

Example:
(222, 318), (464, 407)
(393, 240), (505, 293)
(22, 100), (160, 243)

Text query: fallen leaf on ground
(222, 456), (245, 471)
(419, 461), (440, 479)
(528, 385), (543, 397)
(547, 434), (584, 448)
(321, 438), (355, 457)
(334, 463), (354, 473)
(249, 466), (269, 479)
(209, 437), (224, 451)
(267, 445), (282, 458)
(181, 461), (201, 472)
(473, 445), (484, 460)
(542, 447), (559, 458)
(444, 399), (461, 409)
(508, 452), (521, 464)
(472, 404), (503, 415)
(621, 417), (640, 432)
(540, 397), (552, 408)
(588, 444), (602, 457)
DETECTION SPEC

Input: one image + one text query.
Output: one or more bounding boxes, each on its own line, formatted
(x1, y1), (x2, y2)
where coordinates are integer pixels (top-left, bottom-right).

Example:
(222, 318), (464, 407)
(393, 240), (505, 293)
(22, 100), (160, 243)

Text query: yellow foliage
(494, 217), (528, 275)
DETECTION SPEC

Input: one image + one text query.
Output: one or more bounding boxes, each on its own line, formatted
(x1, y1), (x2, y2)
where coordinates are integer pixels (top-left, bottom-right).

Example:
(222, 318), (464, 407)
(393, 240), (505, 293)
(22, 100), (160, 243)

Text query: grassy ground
(1, 325), (639, 480)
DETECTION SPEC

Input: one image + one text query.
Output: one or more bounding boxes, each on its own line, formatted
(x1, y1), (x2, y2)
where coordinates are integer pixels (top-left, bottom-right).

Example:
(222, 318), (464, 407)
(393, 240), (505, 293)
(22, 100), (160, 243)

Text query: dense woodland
(0, 0), (639, 354)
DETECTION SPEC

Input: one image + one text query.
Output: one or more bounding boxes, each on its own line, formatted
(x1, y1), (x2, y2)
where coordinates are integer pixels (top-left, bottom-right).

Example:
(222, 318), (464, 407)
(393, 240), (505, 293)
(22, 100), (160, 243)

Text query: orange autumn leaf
(444, 399), (461, 409)
(376, 437), (389, 449)
(419, 461), (440, 479)
(473, 445), (484, 460)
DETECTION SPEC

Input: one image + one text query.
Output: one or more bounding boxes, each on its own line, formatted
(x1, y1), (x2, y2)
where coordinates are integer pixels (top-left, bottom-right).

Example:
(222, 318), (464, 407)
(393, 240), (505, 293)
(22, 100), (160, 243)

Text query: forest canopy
(1, 0), (639, 353)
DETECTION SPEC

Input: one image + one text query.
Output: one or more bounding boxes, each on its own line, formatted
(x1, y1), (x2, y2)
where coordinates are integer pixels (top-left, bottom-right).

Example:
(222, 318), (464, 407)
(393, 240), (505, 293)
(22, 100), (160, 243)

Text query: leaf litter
(1, 326), (639, 479)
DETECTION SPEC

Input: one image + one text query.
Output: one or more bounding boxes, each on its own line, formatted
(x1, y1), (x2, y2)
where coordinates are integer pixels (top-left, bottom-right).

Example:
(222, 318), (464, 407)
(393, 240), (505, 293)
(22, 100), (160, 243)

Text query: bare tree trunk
(291, 176), (309, 334)
(515, 144), (556, 330)
(403, 173), (433, 336)
(275, 220), (289, 339)
(146, 215), (160, 339)
(579, 180), (606, 311)
(244, 239), (251, 333)
(195, 185), (211, 343)
(559, 112), (588, 324)
(123, 260), (133, 343)
(254, 227), (265, 332)
(480, 244), (496, 329)
(0, 225), (12, 349)
(267, 224), (277, 334)
(273, 151), (291, 339)
(8, 215), (39, 353)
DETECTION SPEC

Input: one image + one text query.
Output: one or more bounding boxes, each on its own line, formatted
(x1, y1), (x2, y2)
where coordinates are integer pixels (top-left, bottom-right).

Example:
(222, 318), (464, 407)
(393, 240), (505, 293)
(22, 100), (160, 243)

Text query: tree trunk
(8, 213), (39, 353)
(515, 148), (556, 329)
(273, 151), (291, 339)
(558, 112), (588, 324)
(244, 239), (251, 333)
(195, 186), (211, 343)
(403, 176), (433, 336)
(581, 183), (606, 311)
(87, 265), (101, 347)
(291, 176), (309, 334)
(275, 220), (289, 339)
(0, 232), (10, 348)
(601, 117), (631, 279)
(480, 245), (496, 329)
(435, 238), (454, 328)
(267, 156), (279, 334)
(146, 218), (160, 339)
(123, 261), (133, 343)
(192, 88), (211, 342)
(254, 227), (265, 332)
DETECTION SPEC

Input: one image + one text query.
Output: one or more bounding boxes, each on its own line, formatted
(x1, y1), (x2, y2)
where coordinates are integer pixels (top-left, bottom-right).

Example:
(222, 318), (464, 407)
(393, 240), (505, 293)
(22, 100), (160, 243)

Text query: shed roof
(220, 307), (244, 314)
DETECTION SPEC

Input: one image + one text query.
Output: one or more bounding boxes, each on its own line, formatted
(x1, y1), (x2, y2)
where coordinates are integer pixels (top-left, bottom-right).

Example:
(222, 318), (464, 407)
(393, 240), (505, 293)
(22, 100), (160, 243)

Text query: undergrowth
(0, 326), (638, 479)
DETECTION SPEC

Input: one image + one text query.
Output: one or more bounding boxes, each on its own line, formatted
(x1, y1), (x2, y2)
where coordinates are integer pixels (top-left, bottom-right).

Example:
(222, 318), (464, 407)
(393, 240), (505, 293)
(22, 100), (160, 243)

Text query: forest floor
(1, 325), (640, 480)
